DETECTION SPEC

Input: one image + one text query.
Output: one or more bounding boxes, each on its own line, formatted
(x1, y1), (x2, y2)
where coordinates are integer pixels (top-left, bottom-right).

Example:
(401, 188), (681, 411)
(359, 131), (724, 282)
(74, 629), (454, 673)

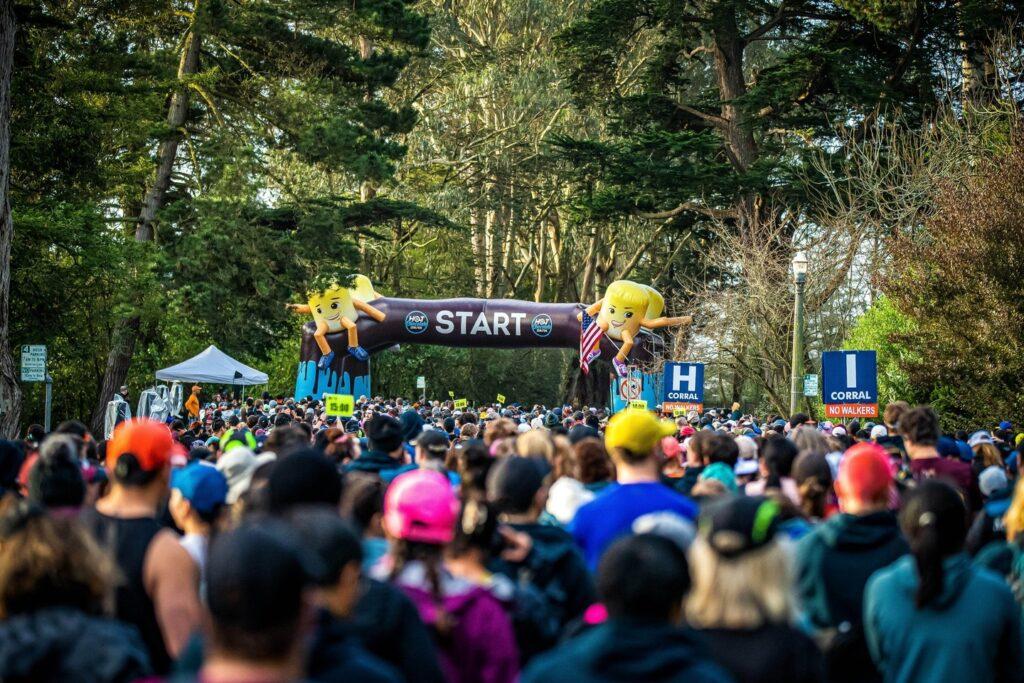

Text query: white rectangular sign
(20, 345), (46, 382)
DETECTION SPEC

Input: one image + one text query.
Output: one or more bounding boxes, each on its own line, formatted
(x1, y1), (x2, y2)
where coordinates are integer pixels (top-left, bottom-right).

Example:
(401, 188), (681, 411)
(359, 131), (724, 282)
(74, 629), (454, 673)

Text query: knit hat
(698, 462), (738, 492)
(366, 415), (404, 453)
(699, 495), (781, 558)
(837, 441), (892, 503)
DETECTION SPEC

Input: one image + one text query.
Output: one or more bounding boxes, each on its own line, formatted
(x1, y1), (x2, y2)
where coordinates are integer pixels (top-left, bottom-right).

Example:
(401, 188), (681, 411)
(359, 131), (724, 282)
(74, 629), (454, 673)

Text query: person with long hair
(864, 480), (1022, 683)
(687, 496), (824, 683)
(0, 498), (151, 681)
(371, 468), (518, 683)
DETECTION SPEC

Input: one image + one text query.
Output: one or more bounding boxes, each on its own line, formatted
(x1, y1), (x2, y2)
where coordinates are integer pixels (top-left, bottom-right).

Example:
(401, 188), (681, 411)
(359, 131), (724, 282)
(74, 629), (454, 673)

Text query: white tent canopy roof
(155, 345), (268, 385)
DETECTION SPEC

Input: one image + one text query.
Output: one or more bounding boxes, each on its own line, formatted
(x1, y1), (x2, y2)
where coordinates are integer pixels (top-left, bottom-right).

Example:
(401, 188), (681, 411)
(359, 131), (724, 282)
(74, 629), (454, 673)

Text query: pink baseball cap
(383, 469), (459, 545)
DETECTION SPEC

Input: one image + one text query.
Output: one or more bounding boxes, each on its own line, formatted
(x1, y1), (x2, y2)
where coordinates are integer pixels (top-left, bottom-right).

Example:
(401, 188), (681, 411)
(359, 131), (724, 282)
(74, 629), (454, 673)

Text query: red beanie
(838, 442), (893, 503)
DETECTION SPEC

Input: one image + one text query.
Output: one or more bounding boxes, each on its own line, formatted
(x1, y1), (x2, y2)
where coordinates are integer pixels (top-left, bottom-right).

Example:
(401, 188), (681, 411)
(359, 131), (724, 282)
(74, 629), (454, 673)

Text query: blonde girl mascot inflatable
(578, 280), (692, 377)
(287, 275), (386, 369)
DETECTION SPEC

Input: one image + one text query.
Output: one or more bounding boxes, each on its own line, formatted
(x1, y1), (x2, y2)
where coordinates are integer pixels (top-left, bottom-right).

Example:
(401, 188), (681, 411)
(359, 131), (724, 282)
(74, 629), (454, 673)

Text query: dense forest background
(2, 0), (1023, 433)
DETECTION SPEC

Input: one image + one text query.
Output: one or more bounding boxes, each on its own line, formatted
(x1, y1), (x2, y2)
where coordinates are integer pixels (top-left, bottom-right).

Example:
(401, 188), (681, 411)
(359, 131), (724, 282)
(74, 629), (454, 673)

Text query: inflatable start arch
(290, 277), (691, 404)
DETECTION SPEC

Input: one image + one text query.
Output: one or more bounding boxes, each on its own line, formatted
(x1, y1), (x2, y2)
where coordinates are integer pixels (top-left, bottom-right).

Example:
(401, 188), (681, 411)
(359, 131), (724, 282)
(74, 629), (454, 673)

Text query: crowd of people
(0, 392), (1023, 682)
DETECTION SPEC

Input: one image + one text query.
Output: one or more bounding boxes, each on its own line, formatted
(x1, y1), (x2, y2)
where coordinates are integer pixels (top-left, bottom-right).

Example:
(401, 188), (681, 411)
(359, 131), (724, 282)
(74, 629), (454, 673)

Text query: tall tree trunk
(471, 202), (485, 297)
(90, 16), (201, 434)
(0, 0), (20, 437)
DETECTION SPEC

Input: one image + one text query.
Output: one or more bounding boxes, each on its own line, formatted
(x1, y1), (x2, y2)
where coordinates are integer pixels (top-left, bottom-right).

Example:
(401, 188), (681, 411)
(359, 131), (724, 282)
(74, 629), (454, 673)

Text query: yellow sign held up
(448, 391), (455, 399)
(454, 398), (468, 409)
(629, 399), (648, 410)
(324, 394), (355, 417)
(496, 393), (506, 404)
(673, 408), (687, 417)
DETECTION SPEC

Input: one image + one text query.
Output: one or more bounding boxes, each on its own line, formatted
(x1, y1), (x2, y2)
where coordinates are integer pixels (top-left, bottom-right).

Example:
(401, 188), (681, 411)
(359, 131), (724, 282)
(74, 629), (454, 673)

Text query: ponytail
(899, 480), (967, 609)
(910, 512), (944, 607)
(389, 539), (453, 637)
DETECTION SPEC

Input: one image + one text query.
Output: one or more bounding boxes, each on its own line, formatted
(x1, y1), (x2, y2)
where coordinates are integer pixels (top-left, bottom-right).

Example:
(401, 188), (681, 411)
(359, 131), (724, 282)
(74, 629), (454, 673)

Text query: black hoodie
(522, 619), (732, 683)
(350, 577), (446, 683)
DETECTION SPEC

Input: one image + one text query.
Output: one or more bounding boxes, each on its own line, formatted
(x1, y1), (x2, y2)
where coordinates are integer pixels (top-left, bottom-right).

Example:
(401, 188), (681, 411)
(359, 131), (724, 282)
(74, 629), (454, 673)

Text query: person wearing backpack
(370, 469), (519, 683)
(795, 442), (908, 683)
(485, 456), (596, 628)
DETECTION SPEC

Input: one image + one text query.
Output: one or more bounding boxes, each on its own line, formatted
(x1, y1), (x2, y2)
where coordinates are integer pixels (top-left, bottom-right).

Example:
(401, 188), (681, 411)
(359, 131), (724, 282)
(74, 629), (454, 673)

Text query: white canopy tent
(155, 345), (269, 385)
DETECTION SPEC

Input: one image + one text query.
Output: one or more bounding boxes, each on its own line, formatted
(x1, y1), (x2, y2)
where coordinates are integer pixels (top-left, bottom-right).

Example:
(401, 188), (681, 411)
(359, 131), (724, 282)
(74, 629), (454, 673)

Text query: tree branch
(638, 201), (737, 220)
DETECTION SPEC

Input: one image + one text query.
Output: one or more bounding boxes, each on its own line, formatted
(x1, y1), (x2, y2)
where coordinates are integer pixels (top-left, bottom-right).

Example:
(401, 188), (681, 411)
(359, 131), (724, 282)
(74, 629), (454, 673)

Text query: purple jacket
(391, 564), (519, 683)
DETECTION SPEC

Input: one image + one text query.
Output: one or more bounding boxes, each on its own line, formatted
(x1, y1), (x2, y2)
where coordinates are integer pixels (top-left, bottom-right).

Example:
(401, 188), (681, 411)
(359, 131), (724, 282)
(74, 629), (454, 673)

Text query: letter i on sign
(846, 353), (857, 389)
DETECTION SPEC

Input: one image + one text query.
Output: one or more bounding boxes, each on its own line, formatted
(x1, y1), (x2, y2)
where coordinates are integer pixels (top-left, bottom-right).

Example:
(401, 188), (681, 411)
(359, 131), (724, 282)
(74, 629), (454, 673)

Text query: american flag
(579, 311), (604, 374)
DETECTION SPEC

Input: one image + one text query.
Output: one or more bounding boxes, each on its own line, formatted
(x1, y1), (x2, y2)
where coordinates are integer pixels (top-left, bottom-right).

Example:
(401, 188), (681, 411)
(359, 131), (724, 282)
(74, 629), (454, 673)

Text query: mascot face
(309, 285), (357, 325)
(598, 280), (650, 341)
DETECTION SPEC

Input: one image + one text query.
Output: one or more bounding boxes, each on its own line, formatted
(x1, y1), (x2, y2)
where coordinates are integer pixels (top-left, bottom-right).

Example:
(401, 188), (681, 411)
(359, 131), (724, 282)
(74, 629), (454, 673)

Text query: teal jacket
(863, 553), (1023, 683)
(795, 511), (907, 629)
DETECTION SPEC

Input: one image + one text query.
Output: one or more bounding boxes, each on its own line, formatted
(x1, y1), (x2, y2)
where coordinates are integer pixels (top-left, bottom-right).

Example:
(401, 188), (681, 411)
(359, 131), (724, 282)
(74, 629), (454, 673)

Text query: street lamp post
(789, 251), (808, 417)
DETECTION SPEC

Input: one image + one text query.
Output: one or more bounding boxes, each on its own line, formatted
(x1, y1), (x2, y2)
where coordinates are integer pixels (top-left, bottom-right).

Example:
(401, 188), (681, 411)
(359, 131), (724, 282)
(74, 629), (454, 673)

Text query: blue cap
(956, 440), (974, 462)
(171, 462), (228, 513)
(1000, 421), (1013, 431)
(936, 436), (960, 459)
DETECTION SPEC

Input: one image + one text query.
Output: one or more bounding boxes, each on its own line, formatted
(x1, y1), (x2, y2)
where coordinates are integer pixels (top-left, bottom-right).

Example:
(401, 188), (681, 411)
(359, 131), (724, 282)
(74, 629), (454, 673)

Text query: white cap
(870, 425), (888, 440)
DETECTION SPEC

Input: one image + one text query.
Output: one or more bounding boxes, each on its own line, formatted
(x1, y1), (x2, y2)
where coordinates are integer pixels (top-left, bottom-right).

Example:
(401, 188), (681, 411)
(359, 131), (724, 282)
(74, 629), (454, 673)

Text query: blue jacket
(864, 553), (1023, 683)
(522, 619), (734, 683)
(344, 449), (416, 483)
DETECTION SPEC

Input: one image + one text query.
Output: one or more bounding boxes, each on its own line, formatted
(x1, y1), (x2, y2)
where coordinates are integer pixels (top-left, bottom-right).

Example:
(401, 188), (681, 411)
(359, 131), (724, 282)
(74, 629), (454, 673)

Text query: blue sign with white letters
(662, 362), (704, 406)
(821, 351), (878, 418)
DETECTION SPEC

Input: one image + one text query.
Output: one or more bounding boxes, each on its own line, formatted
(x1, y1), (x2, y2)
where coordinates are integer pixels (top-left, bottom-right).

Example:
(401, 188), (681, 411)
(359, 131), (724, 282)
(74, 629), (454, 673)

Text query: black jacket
(523, 619), (732, 683)
(0, 607), (151, 683)
(308, 608), (404, 683)
(699, 624), (823, 683)
(351, 578), (446, 683)
(489, 522), (596, 627)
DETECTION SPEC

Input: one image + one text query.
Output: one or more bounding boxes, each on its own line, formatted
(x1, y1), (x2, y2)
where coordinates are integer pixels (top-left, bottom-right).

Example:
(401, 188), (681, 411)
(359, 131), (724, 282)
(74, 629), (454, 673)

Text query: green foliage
(372, 345), (568, 405)
(843, 296), (918, 409)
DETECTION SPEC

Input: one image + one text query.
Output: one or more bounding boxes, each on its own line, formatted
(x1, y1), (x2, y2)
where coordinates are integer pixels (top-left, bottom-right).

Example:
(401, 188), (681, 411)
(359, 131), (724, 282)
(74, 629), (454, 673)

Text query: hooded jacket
(864, 554), (1023, 683)
(0, 607), (151, 683)
(966, 486), (1013, 555)
(521, 619), (733, 683)
(489, 522), (596, 627)
(344, 449), (416, 483)
(350, 578), (447, 683)
(381, 562), (519, 683)
(698, 623), (823, 683)
(796, 511), (908, 629)
(307, 608), (404, 683)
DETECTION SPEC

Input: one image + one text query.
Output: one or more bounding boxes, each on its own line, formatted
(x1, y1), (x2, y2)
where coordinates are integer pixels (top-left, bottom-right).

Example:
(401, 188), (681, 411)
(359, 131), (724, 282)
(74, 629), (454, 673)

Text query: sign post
(821, 350), (878, 419)
(661, 362), (704, 414)
(415, 376), (426, 403)
(20, 346), (50, 430)
(802, 374), (819, 397)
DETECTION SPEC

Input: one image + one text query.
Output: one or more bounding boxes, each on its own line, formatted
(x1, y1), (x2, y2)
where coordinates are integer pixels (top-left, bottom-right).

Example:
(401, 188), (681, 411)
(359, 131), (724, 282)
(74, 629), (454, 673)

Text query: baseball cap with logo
(605, 408), (677, 457)
(699, 495), (781, 558)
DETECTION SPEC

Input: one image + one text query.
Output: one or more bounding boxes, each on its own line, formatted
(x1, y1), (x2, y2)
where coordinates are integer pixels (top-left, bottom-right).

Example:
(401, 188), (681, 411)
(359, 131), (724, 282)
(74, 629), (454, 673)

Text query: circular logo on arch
(404, 310), (429, 334)
(531, 314), (553, 338)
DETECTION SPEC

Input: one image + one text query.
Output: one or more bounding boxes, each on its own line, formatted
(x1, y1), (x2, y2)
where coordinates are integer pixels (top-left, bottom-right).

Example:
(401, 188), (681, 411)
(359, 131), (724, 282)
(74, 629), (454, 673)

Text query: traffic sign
(803, 374), (819, 397)
(821, 350), (878, 418)
(662, 361), (704, 414)
(324, 394), (355, 417)
(20, 345), (46, 382)
(415, 376), (426, 389)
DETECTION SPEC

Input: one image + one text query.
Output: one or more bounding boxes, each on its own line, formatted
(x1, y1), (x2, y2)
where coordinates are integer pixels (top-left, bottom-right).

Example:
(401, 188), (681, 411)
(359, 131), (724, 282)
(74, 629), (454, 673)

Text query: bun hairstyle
(899, 480), (967, 608)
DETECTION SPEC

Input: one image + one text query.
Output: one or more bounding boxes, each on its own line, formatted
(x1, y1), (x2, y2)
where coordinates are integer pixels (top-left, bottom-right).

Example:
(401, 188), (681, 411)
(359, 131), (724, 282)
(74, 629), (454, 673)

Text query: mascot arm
(642, 315), (693, 329)
(287, 303), (311, 314)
